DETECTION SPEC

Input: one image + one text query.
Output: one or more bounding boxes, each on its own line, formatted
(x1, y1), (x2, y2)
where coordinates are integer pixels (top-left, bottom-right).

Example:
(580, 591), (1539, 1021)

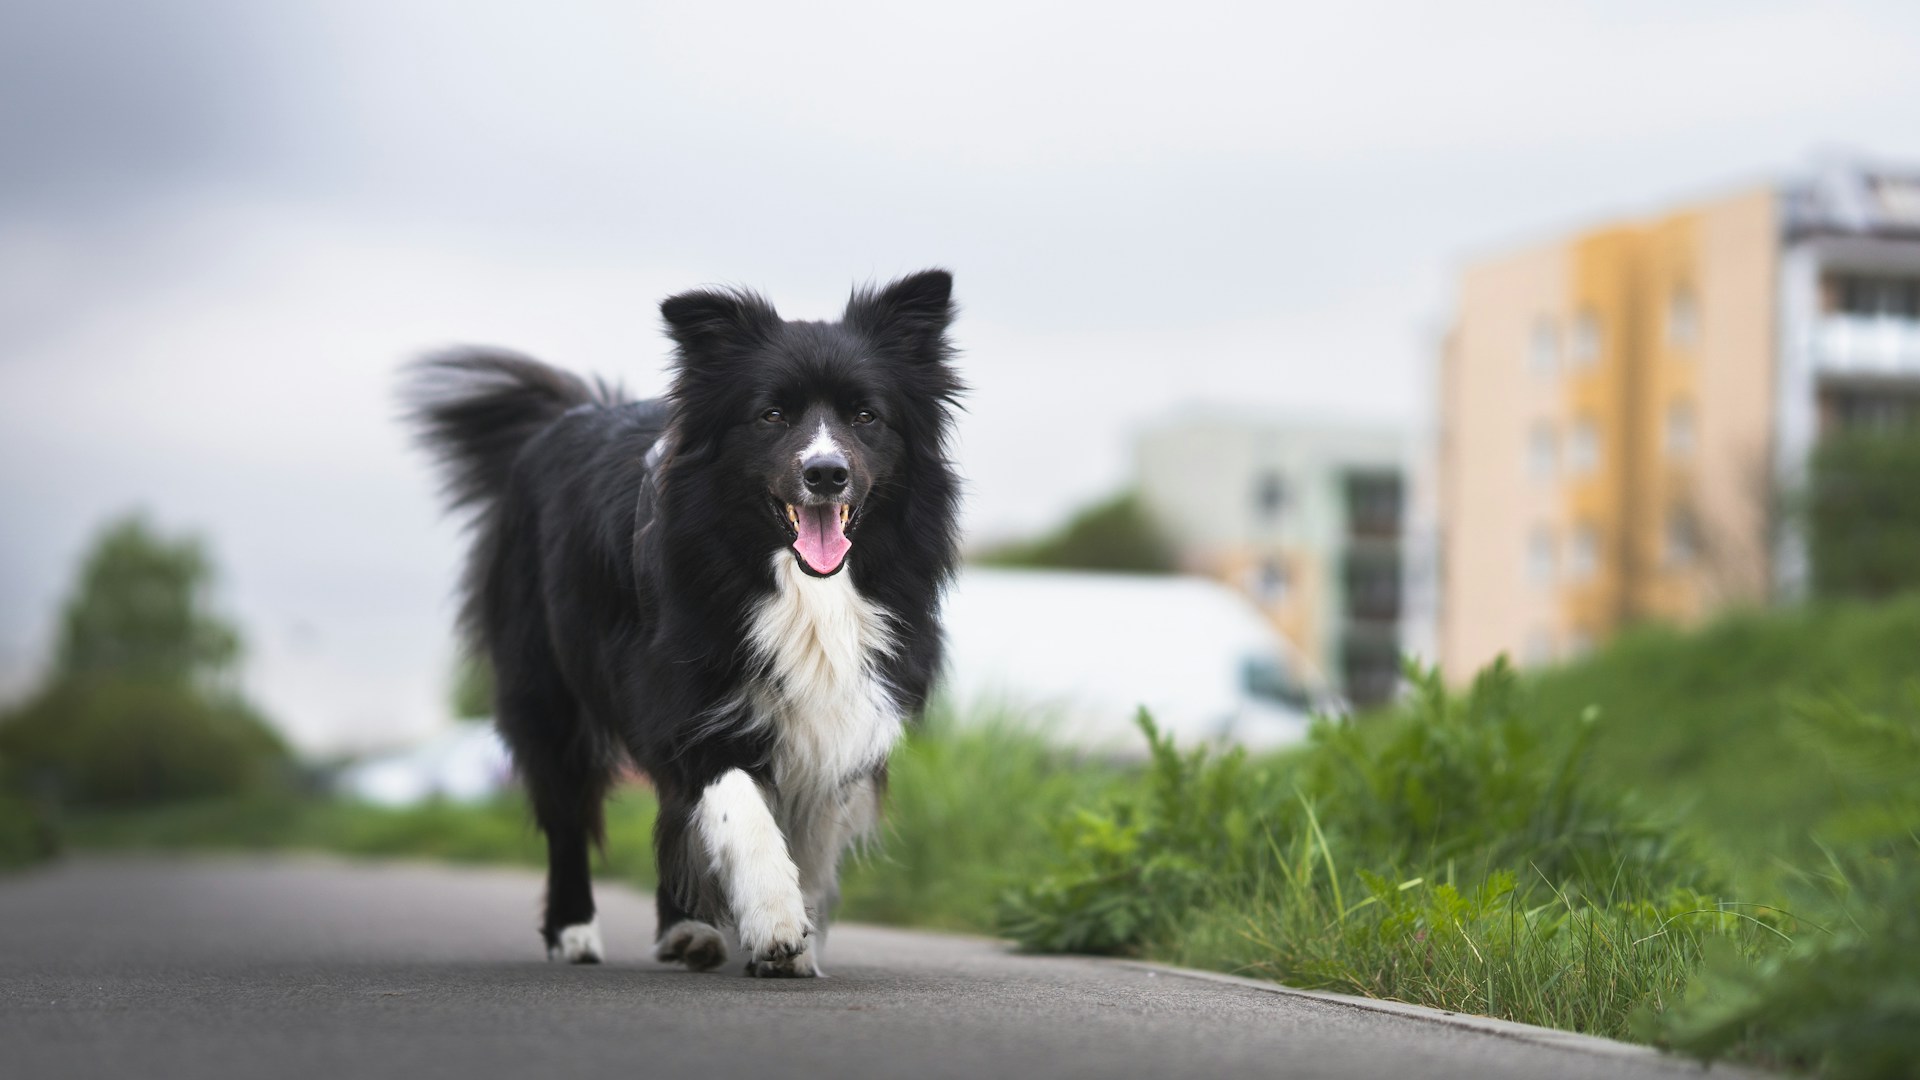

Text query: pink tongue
(793, 504), (851, 574)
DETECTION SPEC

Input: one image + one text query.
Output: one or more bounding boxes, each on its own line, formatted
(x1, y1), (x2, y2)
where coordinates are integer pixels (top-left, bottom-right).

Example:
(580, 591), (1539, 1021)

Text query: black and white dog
(406, 270), (962, 976)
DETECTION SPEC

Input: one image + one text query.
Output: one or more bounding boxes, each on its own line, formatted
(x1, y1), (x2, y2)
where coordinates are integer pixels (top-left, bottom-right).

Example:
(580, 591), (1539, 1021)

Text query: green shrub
(975, 492), (1176, 574)
(0, 791), (60, 870)
(1304, 662), (1696, 897)
(1807, 431), (1920, 601)
(996, 710), (1284, 953)
(0, 678), (288, 806)
(1525, 594), (1920, 883)
(1654, 690), (1920, 1079)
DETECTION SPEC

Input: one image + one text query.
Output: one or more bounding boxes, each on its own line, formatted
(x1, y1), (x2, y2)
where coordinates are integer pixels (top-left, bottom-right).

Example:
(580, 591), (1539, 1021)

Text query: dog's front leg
(696, 768), (817, 977)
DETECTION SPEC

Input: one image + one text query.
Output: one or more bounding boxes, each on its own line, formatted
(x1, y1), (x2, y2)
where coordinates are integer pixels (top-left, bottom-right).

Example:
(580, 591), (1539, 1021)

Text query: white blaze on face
(798, 419), (841, 465)
(789, 417), (853, 574)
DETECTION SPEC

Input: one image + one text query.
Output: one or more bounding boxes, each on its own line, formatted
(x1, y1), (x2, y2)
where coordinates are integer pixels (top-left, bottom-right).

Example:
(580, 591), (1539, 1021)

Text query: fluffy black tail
(402, 348), (623, 516)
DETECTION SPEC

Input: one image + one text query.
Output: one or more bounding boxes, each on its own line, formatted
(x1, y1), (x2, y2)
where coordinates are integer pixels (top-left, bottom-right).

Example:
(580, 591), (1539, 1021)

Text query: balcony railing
(1813, 316), (1920, 375)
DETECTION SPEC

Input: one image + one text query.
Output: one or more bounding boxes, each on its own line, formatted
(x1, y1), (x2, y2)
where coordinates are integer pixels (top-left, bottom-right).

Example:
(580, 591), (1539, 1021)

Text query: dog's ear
(844, 269), (955, 361)
(660, 287), (779, 361)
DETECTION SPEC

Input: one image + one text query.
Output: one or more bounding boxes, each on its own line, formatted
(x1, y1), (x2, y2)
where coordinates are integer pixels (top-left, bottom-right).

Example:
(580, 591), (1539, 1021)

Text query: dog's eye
(852, 409), (877, 426)
(761, 408), (785, 424)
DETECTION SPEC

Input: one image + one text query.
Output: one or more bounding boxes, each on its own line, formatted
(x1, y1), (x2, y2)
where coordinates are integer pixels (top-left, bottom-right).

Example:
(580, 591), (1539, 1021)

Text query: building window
(1530, 316), (1559, 375)
(1528, 423), (1557, 482)
(1668, 287), (1699, 348)
(1568, 523), (1599, 582)
(1570, 311), (1602, 367)
(1343, 548), (1403, 622)
(1567, 417), (1599, 475)
(1664, 512), (1698, 568)
(1833, 274), (1920, 318)
(1254, 472), (1286, 521)
(1665, 402), (1696, 459)
(1819, 382), (1920, 435)
(1528, 526), (1556, 587)
(1345, 471), (1404, 539)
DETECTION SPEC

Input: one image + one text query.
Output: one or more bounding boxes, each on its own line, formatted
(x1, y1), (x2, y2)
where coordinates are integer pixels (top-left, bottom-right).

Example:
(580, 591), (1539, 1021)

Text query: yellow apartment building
(1438, 161), (1920, 679)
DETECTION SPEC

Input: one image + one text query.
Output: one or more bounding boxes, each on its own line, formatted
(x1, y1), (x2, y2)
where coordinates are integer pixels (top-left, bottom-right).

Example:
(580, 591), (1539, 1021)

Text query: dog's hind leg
(496, 663), (611, 963)
(534, 787), (607, 964)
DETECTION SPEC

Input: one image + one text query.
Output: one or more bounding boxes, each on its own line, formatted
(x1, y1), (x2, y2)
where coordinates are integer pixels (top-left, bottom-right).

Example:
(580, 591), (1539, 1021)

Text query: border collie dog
(406, 270), (962, 977)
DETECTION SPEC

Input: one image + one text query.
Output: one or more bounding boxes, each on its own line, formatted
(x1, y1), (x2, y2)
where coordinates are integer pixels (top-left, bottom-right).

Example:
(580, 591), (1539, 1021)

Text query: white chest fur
(745, 554), (903, 803)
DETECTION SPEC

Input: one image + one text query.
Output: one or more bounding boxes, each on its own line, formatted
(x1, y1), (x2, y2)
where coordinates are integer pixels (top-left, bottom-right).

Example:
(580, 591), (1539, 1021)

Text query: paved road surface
(1, 857), (1753, 1079)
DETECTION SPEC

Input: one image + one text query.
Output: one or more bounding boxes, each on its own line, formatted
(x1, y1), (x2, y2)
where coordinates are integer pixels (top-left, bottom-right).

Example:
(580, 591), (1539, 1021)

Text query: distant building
(1438, 158), (1920, 680)
(1134, 411), (1416, 708)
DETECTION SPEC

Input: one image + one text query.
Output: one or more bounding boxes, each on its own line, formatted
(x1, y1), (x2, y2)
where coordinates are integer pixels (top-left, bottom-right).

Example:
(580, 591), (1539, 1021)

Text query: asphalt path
(0, 856), (1760, 1079)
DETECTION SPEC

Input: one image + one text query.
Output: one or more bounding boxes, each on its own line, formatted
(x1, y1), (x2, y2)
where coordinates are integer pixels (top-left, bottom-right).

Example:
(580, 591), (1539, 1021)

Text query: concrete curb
(1108, 958), (1766, 1075)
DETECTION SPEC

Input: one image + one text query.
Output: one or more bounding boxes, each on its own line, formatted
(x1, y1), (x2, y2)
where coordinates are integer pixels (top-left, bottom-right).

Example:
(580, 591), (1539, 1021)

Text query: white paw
(653, 919), (728, 971)
(735, 891), (812, 968)
(547, 918), (604, 964)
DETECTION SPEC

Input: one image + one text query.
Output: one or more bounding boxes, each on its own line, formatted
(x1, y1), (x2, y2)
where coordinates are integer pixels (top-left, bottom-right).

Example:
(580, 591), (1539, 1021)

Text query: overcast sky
(5, 0), (1920, 751)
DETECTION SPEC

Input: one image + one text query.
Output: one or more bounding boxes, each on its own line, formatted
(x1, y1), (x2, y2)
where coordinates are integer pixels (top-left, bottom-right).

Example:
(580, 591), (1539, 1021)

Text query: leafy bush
(0, 791), (60, 870)
(1302, 662), (1696, 896)
(975, 492), (1176, 574)
(1525, 594), (1920, 879)
(996, 710), (1283, 953)
(450, 653), (495, 720)
(1807, 431), (1920, 601)
(0, 679), (288, 806)
(1654, 690), (1920, 1079)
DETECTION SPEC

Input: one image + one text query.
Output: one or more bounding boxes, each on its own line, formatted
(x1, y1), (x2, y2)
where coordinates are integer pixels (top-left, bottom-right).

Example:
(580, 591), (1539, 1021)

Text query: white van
(936, 568), (1338, 753)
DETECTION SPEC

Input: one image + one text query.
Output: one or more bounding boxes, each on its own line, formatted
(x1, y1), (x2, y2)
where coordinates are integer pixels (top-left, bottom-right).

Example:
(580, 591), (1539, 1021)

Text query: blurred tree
(976, 492), (1176, 574)
(54, 516), (240, 685)
(0, 514), (288, 807)
(450, 653), (494, 720)
(1807, 430), (1920, 601)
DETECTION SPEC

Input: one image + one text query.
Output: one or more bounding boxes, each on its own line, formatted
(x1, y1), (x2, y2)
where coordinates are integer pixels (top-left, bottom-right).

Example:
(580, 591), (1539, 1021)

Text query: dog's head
(661, 269), (963, 578)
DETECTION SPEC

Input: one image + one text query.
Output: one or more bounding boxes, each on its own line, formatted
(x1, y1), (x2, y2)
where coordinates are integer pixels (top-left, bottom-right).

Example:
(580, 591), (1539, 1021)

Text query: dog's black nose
(802, 453), (850, 495)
